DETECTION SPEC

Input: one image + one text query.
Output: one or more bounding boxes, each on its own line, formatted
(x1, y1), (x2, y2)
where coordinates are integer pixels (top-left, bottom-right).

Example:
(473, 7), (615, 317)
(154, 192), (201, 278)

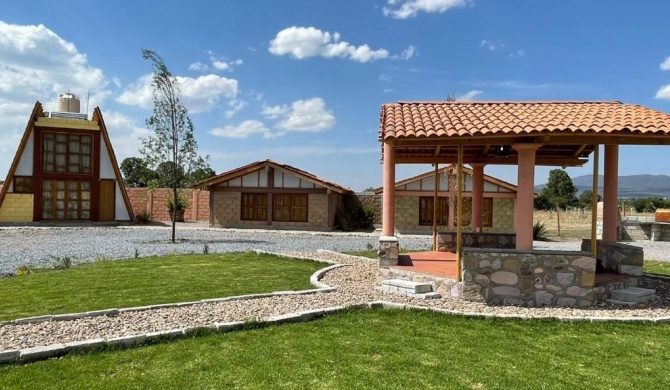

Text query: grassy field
(533, 210), (654, 241)
(0, 253), (324, 321)
(1, 308), (669, 389)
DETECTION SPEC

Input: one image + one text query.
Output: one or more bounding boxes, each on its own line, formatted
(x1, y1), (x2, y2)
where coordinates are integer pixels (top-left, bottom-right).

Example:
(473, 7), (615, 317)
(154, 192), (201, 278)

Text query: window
(419, 197), (449, 226)
(42, 133), (92, 174)
(42, 180), (91, 220)
(273, 194), (308, 222)
(483, 197), (493, 227)
(241, 193), (267, 221)
(13, 176), (33, 193)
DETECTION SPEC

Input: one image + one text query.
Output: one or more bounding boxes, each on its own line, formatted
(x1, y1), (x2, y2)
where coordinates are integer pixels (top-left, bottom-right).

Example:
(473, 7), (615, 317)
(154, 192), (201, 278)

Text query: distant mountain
(535, 174), (670, 199)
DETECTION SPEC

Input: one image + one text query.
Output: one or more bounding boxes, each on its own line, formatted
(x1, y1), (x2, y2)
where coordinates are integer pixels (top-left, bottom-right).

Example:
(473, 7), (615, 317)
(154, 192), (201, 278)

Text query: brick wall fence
(126, 188), (210, 222)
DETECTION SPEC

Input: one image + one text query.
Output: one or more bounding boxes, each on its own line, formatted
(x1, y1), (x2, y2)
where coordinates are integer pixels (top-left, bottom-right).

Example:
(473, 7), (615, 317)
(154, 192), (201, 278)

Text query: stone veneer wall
(437, 232), (515, 252)
(211, 192), (333, 230)
(461, 248), (603, 307)
(356, 193), (381, 225)
(581, 239), (644, 276)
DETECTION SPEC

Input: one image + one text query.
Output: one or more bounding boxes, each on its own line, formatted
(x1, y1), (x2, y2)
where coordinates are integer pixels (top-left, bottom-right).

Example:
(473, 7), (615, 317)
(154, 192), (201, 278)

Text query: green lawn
(644, 260), (670, 276)
(2, 308), (670, 389)
(0, 253), (324, 321)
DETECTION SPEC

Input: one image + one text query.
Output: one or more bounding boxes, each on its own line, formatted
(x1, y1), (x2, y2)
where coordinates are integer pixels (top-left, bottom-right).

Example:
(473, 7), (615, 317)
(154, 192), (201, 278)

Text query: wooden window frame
(240, 193), (267, 221)
(273, 194), (308, 223)
(41, 179), (92, 220)
(42, 132), (93, 175)
(419, 196), (449, 226)
(13, 176), (33, 194)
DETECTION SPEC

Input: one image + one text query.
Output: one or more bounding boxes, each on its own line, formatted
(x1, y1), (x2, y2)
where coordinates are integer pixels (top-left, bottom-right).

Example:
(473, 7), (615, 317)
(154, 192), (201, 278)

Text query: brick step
(609, 287), (656, 303)
(380, 279), (441, 299)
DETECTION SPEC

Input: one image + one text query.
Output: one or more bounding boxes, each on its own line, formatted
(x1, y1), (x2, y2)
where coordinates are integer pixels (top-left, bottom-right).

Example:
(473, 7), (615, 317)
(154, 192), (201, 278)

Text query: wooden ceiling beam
(571, 144), (589, 158)
(480, 144), (491, 156)
(394, 156), (589, 167)
(386, 134), (670, 147)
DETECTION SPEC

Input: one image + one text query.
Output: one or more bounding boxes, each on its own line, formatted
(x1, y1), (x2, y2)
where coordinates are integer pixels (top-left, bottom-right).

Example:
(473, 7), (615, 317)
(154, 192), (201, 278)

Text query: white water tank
(57, 93), (81, 113)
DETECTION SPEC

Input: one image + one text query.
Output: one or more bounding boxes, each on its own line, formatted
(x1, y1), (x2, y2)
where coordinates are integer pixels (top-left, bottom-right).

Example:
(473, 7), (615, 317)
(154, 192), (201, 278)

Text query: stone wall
(461, 248), (603, 307)
(0, 193), (33, 222)
(581, 239), (644, 276)
(437, 232), (516, 252)
(356, 192), (381, 224)
(127, 188), (210, 222)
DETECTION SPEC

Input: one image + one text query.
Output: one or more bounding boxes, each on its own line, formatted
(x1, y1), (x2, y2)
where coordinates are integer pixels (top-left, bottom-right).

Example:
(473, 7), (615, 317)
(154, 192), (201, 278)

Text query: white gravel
(0, 225), (432, 275)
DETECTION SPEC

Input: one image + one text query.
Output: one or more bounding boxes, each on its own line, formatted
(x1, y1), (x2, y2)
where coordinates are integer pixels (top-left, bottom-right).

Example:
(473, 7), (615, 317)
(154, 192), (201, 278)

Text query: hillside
(535, 174), (670, 198)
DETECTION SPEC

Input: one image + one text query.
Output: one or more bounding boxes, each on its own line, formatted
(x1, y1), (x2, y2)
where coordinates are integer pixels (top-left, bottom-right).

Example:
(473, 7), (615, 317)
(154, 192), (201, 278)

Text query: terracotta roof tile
(381, 101), (670, 140)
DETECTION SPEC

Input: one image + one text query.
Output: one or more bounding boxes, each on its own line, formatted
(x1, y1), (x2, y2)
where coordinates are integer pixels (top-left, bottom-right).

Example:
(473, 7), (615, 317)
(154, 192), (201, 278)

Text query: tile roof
(200, 159), (352, 194)
(381, 101), (670, 140)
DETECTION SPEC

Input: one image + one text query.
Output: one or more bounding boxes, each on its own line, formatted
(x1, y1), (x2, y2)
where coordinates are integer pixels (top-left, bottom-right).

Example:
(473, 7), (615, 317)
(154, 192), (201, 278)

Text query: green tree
(188, 167), (217, 188)
(140, 49), (210, 242)
(540, 169), (578, 209)
(578, 190), (601, 208)
(120, 157), (157, 187)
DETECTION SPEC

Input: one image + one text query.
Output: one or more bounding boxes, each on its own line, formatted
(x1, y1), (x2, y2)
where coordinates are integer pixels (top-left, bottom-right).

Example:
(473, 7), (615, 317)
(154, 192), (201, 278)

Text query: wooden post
(556, 203), (561, 237)
(456, 145), (463, 282)
(590, 145), (599, 254)
(432, 164), (439, 251)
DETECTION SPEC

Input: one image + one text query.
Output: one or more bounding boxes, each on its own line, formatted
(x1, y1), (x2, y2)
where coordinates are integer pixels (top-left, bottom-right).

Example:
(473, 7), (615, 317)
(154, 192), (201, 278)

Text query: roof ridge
(393, 100), (623, 105)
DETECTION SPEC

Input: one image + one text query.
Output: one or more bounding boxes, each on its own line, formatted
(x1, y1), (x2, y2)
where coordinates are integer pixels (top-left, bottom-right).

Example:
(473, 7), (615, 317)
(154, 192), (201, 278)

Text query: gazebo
(378, 101), (670, 306)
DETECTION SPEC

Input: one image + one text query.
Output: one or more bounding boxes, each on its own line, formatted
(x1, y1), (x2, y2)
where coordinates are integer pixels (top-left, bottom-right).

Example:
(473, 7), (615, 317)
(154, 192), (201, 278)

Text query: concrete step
(609, 287), (656, 303)
(605, 299), (639, 307)
(380, 279), (441, 299)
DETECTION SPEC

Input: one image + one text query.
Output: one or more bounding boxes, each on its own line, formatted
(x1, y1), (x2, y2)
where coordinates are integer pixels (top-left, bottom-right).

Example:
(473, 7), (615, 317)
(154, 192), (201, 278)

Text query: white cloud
(661, 56), (670, 71)
(383, 0), (466, 19)
(480, 39), (500, 51)
(189, 56), (243, 73)
(188, 62), (206, 71)
(225, 99), (247, 118)
(655, 84), (670, 100)
(116, 73), (238, 113)
(0, 21), (111, 174)
(383, 88), (395, 93)
(392, 45), (417, 60)
(101, 111), (151, 161)
(508, 49), (525, 59)
(456, 90), (483, 101)
(269, 26), (389, 63)
(209, 120), (278, 139)
(275, 98), (335, 132)
(262, 104), (289, 119)
(379, 74), (392, 82)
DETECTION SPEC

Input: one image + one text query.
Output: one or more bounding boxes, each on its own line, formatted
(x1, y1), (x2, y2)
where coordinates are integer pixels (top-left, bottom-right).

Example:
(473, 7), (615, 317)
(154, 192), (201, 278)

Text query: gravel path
(1, 251), (670, 352)
(0, 226), (432, 274)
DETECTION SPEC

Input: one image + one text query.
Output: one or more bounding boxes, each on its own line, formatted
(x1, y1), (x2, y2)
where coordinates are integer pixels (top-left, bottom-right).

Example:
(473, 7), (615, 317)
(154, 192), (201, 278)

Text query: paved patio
(392, 251), (458, 278)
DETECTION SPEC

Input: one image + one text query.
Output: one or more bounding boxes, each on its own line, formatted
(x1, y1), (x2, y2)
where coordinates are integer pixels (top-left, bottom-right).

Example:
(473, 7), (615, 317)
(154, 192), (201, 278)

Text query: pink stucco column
(603, 145), (619, 243)
(382, 143), (396, 236)
(470, 163), (485, 232)
(512, 144), (541, 250)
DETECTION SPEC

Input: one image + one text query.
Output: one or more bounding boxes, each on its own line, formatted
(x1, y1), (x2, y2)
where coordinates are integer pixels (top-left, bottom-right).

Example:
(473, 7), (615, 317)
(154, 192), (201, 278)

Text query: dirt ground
(533, 209), (654, 241)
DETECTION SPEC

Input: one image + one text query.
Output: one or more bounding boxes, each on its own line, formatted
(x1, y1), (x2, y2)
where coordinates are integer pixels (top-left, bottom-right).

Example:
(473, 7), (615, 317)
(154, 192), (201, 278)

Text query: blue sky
(1, 0), (670, 191)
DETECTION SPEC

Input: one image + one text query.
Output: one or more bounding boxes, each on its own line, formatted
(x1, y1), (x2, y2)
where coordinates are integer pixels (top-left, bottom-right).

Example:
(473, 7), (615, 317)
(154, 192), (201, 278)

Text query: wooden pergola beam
(572, 144), (589, 158)
(434, 145), (441, 156)
(386, 134), (670, 147)
(481, 144), (491, 156)
(394, 156), (589, 166)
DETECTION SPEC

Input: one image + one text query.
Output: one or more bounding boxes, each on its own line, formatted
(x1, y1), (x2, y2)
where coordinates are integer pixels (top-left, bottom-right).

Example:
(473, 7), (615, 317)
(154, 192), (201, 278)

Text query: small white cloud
(190, 55), (243, 73)
(262, 104), (289, 119)
(383, 88), (395, 93)
(189, 62), (207, 71)
(211, 60), (230, 71)
(225, 99), (247, 118)
(655, 84), (670, 100)
(661, 56), (670, 71)
(379, 74), (392, 82)
(276, 97), (335, 132)
(392, 45), (417, 60)
(480, 39), (498, 51)
(508, 49), (525, 59)
(269, 26), (389, 63)
(383, 0), (466, 19)
(209, 120), (277, 139)
(456, 90), (483, 101)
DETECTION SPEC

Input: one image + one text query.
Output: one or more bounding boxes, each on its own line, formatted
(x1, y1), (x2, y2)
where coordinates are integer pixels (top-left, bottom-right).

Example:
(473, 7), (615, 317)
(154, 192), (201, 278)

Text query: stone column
(379, 143), (398, 267)
(512, 144), (541, 251)
(603, 145), (619, 243)
(470, 163), (485, 232)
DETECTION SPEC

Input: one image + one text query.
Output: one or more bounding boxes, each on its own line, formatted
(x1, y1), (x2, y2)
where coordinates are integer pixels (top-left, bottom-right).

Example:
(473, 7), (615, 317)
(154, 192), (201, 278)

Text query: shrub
(50, 256), (73, 270)
(135, 209), (152, 225)
(533, 221), (549, 241)
(16, 265), (31, 276)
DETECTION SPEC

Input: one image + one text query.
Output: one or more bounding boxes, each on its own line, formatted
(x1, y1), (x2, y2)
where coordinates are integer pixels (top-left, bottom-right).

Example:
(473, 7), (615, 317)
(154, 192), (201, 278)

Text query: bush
(16, 265), (31, 276)
(533, 221), (549, 241)
(135, 209), (152, 225)
(50, 256), (73, 270)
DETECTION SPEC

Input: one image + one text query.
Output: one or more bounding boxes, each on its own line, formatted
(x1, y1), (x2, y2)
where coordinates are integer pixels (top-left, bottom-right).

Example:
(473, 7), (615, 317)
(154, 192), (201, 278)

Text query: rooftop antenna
(85, 89), (90, 119)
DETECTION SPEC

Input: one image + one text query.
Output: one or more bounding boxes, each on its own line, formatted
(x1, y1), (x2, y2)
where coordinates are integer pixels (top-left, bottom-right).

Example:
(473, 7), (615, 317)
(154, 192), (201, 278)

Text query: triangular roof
(200, 159), (352, 194)
(374, 164), (518, 194)
(0, 102), (134, 221)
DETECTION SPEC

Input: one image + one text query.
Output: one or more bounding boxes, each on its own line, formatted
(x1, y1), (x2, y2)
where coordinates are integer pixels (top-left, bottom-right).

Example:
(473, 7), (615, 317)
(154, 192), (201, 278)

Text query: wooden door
(99, 179), (115, 221)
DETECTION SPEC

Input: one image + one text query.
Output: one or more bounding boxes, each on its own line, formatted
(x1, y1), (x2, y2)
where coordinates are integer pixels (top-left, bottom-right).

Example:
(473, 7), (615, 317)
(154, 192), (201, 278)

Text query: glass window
(41, 180), (92, 220)
(241, 193), (267, 221)
(13, 176), (33, 193)
(42, 132), (93, 174)
(419, 197), (449, 226)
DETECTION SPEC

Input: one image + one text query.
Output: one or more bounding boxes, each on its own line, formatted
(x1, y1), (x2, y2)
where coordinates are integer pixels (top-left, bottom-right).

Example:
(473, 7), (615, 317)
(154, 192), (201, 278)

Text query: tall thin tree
(140, 49), (209, 242)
